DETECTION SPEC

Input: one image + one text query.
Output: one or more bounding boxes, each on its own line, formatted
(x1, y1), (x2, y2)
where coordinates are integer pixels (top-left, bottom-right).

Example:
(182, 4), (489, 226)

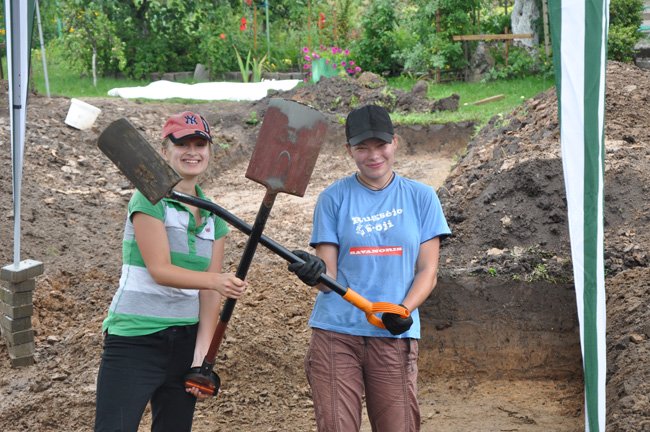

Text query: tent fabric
(548, 1), (608, 431)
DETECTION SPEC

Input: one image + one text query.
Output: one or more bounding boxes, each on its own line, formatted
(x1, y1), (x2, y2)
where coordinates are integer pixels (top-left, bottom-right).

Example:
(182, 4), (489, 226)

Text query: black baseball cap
(345, 105), (394, 146)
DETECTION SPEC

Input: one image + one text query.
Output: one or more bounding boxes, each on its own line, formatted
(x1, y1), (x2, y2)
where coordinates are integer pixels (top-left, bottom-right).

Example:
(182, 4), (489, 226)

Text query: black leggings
(94, 324), (198, 432)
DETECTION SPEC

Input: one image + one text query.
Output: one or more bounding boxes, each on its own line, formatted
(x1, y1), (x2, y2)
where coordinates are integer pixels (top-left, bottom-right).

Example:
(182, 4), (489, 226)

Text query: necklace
(356, 172), (395, 191)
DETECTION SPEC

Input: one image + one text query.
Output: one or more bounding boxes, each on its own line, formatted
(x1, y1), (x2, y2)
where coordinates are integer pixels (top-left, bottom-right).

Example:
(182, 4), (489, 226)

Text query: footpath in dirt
(0, 62), (648, 431)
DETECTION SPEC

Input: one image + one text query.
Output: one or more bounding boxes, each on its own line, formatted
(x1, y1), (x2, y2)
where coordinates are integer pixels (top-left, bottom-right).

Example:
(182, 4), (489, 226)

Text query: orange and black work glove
(288, 250), (326, 286)
(381, 304), (413, 335)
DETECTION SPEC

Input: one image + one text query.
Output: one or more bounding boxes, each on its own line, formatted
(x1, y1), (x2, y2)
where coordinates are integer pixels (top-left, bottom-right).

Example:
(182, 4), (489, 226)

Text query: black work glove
(288, 250), (326, 286)
(381, 305), (413, 335)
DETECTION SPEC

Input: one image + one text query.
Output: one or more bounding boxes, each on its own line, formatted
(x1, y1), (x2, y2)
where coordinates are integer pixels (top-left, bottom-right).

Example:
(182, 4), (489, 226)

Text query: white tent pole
(35, 0), (50, 97)
(6, 0), (31, 267)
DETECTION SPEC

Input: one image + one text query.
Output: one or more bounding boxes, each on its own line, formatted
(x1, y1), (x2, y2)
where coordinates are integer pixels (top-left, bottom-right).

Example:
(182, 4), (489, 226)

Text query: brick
(0, 287), (33, 306)
(1, 260), (44, 283)
(0, 302), (33, 319)
(9, 354), (35, 367)
(0, 315), (32, 332)
(0, 279), (36, 293)
(8, 341), (35, 358)
(4, 329), (34, 346)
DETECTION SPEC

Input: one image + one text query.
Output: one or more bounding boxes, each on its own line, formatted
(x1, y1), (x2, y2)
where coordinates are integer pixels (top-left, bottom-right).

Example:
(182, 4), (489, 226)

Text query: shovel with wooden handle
(186, 98), (329, 397)
(97, 100), (408, 396)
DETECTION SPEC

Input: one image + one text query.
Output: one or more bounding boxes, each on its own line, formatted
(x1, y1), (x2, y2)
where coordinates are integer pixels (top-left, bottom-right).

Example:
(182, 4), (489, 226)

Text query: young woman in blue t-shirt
(289, 105), (451, 431)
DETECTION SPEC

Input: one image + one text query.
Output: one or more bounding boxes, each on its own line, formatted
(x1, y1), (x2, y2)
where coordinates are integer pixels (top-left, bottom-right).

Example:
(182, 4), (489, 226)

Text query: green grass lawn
(387, 75), (554, 127)
(26, 51), (554, 129)
(29, 59), (149, 98)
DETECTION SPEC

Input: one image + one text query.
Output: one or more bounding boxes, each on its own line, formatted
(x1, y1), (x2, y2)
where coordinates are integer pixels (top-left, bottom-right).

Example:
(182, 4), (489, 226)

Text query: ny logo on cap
(184, 114), (199, 125)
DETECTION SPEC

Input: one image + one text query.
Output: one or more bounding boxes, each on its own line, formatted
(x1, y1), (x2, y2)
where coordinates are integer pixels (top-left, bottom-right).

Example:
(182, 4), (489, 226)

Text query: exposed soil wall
(420, 277), (582, 381)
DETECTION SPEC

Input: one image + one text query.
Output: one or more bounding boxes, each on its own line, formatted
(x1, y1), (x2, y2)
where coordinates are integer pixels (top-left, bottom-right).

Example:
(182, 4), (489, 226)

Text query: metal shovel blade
(245, 98), (328, 197)
(97, 118), (181, 204)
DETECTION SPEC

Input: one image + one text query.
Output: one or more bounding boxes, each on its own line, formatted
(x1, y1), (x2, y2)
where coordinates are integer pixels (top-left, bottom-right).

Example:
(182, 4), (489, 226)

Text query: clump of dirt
(0, 61), (648, 431)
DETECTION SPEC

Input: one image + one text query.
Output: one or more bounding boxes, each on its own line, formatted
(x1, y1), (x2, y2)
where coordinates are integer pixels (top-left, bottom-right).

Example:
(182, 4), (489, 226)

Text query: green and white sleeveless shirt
(102, 188), (229, 336)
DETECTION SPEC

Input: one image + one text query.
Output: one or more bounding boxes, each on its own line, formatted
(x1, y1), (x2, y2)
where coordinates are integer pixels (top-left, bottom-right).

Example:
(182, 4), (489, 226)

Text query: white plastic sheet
(108, 79), (301, 101)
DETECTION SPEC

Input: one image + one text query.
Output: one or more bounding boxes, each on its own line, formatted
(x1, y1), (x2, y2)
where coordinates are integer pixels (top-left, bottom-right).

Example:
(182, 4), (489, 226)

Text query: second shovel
(184, 98), (328, 396)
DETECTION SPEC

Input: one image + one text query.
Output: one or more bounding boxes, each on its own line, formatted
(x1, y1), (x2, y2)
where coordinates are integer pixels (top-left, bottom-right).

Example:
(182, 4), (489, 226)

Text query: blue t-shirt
(308, 173), (451, 338)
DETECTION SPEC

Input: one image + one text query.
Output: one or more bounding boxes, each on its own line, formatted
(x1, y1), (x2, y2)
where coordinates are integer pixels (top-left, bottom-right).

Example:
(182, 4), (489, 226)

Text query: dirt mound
(268, 72), (459, 115)
(441, 61), (650, 282)
(438, 61), (650, 429)
(0, 61), (648, 431)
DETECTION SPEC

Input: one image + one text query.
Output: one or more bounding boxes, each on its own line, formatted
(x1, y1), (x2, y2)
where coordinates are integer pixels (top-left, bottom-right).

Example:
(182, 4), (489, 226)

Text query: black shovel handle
(177, 190), (408, 396)
(207, 191), (276, 360)
(180, 190), (276, 397)
(169, 191), (408, 323)
(170, 191), (347, 296)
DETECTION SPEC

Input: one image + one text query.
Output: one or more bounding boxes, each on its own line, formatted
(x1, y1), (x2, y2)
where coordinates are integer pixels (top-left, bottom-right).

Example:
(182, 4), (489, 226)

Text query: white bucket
(64, 98), (101, 130)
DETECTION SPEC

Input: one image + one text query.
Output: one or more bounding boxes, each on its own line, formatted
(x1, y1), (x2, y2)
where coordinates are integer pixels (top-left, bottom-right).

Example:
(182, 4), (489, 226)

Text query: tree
(60, 1), (125, 84)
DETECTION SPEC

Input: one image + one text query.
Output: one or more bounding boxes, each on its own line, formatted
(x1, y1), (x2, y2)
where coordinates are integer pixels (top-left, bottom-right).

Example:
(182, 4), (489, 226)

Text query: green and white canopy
(549, 1), (608, 431)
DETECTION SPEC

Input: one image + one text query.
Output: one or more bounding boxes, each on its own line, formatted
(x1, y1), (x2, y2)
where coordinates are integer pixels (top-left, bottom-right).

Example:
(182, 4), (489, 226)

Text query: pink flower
(301, 45), (361, 81)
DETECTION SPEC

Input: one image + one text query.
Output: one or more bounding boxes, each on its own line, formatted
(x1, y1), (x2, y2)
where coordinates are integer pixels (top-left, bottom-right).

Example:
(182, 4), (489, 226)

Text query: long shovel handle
(184, 191), (276, 397)
(170, 191), (409, 327)
(205, 192), (276, 361)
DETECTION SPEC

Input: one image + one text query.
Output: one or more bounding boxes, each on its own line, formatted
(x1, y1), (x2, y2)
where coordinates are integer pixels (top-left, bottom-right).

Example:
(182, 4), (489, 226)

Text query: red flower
(240, 17), (247, 31)
(318, 12), (326, 29)
(246, 0), (253, 5)
(219, 33), (226, 40)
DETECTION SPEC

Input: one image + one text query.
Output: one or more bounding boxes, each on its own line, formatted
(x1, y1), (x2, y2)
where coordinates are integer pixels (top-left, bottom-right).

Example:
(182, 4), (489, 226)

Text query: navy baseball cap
(345, 105), (394, 146)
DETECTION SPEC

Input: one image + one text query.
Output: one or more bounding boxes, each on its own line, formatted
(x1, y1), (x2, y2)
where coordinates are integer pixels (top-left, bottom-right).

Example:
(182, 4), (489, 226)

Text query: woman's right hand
(209, 273), (247, 298)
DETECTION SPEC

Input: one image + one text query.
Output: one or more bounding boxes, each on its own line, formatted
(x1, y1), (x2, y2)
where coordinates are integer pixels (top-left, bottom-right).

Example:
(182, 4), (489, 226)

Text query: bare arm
(133, 212), (245, 297)
(401, 237), (441, 312)
(314, 243), (339, 293)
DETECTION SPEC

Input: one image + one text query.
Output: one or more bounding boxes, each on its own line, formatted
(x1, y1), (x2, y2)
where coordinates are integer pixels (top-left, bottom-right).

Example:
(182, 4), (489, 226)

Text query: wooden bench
(452, 33), (533, 80)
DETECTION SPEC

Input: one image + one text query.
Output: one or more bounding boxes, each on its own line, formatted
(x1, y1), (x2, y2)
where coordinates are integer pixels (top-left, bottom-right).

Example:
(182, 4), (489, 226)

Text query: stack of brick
(0, 260), (44, 367)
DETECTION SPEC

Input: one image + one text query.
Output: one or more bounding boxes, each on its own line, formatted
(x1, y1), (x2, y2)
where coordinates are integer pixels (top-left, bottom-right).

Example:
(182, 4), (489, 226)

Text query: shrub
(481, 11), (511, 35)
(608, 25), (642, 62)
(482, 46), (553, 82)
(353, 0), (401, 75)
(394, 1), (474, 76)
(610, 0), (643, 27)
(607, 0), (643, 62)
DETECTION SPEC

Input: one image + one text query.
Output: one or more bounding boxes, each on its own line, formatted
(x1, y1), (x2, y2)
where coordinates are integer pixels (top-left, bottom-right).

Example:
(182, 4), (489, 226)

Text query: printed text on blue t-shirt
(352, 208), (403, 236)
